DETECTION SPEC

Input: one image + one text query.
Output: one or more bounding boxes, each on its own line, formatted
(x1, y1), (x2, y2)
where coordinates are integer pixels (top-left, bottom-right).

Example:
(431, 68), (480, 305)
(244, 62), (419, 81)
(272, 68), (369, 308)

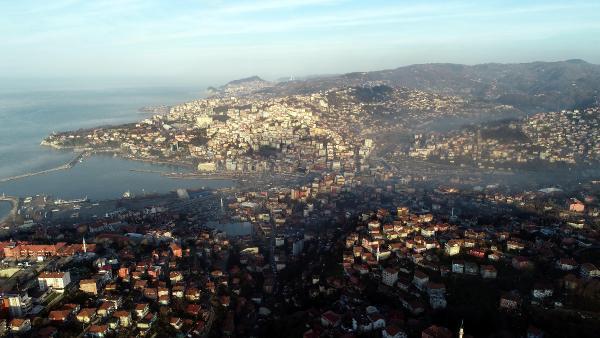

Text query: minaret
(459, 320), (464, 338)
(82, 237), (87, 253)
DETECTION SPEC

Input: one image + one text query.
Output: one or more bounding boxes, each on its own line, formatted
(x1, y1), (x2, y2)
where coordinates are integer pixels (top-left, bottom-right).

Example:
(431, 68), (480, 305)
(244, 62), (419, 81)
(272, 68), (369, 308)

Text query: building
(429, 294), (447, 309)
(444, 240), (461, 256)
(88, 324), (109, 338)
(49, 309), (71, 322)
(321, 310), (341, 327)
(452, 260), (464, 274)
(170, 242), (183, 258)
(135, 303), (150, 319)
(38, 271), (71, 293)
(80, 279), (99, 295)
(76, 308), (97, 323)
(532, 284), (553, 299)
(292, 239), (304, 256)
(464, 262), (479, 275)
(422, 325), (452, 338)
(580, 263), (600, 279)
(512, 256), (532, 270)
(413, 270), (429, 290)
(4, 292), (32, 317)
(383, 325), (408, 338)
(9, 318), (31, 334)
(113, 310), (132, 327)
(568, 199), (585, 212)
(480, 265), (497, 279)
(556, 258), (578, 271)
(382, 268), (398, 287)
(1, 241), (94, 259)
(170, 317), (183, 330)
(500, 293), (521, 311)
(197, 162), (217, 172)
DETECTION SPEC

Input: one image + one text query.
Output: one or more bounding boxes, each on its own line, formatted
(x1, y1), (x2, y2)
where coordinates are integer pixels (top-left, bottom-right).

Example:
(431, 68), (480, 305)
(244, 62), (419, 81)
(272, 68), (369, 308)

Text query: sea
(0, 85), (233, 219)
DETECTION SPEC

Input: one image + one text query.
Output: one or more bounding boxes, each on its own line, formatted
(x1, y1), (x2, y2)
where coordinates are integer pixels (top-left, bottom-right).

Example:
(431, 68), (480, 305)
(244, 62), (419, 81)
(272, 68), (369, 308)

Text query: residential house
(321, 310), (341, 327)
(9, 318), (31, 334)
(76, 308), (97, 324)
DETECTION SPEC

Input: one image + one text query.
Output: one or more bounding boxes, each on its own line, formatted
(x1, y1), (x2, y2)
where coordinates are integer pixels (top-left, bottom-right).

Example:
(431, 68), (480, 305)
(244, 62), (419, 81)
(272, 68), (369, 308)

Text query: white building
(197, 162), (217, 172)
(412, 271), (429, 290)
(382, 268), (398, 287)
(6, 293), (32, 317)
(532, 285), (553, 299)
(445, 241), (461, 256)
(38, 271), (71, 293)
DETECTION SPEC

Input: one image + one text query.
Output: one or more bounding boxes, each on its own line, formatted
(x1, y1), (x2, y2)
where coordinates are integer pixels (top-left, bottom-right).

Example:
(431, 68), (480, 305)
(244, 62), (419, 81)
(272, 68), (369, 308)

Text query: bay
(0, 86), (233, 203)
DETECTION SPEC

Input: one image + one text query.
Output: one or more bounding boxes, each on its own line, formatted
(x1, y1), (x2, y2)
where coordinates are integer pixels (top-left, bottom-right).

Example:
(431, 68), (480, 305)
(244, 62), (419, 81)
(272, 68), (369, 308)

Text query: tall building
(382, 268), (398, 286)
(4, 292), (32, 317)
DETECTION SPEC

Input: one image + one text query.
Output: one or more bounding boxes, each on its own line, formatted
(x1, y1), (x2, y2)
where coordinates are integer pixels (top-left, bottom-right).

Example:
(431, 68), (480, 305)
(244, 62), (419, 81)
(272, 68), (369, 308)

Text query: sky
(1, 0), (600, 88)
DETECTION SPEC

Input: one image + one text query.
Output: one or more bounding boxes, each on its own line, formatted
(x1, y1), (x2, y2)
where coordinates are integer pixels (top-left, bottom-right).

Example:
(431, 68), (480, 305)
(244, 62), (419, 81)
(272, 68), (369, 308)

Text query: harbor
(0, 154), (234, 203)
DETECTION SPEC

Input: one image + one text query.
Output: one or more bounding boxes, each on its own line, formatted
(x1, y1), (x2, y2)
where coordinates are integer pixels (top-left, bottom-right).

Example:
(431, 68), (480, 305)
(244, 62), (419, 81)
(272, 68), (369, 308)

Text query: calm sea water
(0, 201), (11, 221)
(0, 86), (233, 217)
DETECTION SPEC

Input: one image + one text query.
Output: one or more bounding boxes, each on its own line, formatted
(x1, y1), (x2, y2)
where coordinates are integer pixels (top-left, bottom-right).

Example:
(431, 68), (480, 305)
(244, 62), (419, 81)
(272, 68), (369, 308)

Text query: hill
(225, 75), (267, 86)
(254, 60), (600, 112)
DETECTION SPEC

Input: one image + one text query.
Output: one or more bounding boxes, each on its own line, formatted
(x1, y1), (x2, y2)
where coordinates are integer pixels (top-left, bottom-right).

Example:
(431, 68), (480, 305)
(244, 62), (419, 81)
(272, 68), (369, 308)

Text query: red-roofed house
(321, 310), (341, 327)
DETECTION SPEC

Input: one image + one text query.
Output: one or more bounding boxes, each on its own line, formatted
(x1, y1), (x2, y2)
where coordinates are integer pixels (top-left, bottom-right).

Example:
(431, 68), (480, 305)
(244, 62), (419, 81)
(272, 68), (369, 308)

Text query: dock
(0, 151), (87, 183)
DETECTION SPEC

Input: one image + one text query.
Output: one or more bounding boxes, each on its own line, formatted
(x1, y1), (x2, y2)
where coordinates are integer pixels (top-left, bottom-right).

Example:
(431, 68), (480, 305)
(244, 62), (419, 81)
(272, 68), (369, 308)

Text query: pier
(0, 151), (87, 183)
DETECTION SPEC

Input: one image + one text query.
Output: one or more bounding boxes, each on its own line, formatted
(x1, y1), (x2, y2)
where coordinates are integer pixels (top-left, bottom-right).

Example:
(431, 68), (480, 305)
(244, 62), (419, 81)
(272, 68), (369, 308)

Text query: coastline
(40, 142), (196, 170)
(38, 141), (305, 185)
(0, 196), (18, 224)
(0, 141), (236, 202)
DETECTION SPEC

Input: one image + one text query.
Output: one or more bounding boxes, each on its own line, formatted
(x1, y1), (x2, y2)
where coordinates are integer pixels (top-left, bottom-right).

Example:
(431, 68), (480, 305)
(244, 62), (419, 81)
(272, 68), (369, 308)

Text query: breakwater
(0, 152), (87, 183)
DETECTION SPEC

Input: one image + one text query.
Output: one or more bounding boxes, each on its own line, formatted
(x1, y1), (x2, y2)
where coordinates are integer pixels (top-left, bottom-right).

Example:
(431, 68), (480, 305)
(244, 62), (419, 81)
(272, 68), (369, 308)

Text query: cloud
(216, 0), (343, 15)
(109, 1), (600, 47)
(1, 0), (599, 80)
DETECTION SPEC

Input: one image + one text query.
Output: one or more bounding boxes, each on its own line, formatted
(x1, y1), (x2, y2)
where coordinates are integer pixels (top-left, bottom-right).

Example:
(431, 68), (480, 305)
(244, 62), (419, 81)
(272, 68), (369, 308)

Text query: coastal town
(406, 107), (600, 169)
(3, 0), (600, 336)
(41, 82), (517, 178)
(0, 160), (599, 337)
(0, 78), (598, 338)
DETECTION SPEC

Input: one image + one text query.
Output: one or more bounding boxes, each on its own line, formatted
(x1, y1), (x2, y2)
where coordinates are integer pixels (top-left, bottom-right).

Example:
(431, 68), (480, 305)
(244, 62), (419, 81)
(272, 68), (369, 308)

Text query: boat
(54, 196), (89, 205)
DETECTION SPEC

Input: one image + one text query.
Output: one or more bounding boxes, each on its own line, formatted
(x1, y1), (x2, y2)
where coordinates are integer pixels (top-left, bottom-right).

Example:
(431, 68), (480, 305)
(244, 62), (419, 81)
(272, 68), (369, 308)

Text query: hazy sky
(1, 0), (600, 87)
